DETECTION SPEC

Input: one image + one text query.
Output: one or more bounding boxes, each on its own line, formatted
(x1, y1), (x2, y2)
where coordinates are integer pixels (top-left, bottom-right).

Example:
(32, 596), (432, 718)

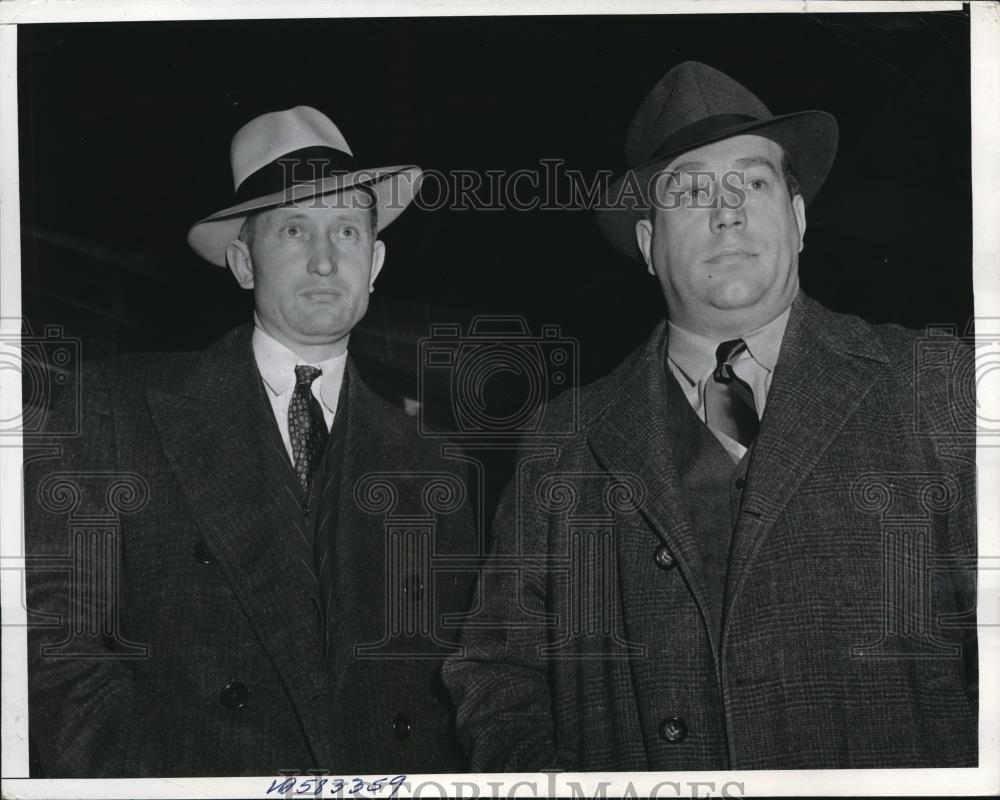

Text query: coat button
(220, 681), (249, 710)
(193, 539), (217, 565)
(659, 716), (687, 743)
(653, 546), (676, 570)
(392, 712), (412, 741)
(735, 478), (746, 491)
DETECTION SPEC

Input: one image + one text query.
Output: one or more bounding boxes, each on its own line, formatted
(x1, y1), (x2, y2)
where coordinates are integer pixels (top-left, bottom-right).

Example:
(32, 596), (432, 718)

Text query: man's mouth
(301, 288), (342, 301)
(706, 249), (757, 264)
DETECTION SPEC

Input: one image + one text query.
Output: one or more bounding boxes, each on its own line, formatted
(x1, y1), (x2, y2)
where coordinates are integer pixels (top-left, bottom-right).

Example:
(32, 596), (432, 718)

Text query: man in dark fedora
(443, 62), (977, 770)
(26, 106), (475, 776)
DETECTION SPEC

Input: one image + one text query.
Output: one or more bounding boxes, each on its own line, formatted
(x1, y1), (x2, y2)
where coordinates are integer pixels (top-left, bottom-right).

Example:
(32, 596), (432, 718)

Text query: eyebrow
(271, 209), (365, 224)
(733, 156), (779, 174)
(666, 161), (707, 175)
(665, 156), (780, 175)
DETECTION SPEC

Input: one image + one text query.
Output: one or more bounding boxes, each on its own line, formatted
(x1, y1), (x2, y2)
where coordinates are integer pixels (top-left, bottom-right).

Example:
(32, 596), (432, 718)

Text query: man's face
(635, 134), (806, 337)
(227, 188), (385, 357)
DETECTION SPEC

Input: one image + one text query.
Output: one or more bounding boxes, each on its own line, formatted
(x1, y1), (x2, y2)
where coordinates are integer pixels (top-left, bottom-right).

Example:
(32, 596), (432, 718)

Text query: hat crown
(624, 61), (773, 167)
(230, 106), (354, 191)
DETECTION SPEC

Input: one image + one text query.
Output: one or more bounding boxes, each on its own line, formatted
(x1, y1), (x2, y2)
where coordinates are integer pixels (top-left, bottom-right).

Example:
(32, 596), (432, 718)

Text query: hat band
(235, 146), (358, 204)
(645, 113), (762, 164)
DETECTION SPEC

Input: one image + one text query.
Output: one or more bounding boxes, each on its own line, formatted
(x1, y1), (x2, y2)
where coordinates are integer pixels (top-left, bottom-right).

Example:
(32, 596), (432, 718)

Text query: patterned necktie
(289, 365), (328, 491)
(704, 338), (760, 448)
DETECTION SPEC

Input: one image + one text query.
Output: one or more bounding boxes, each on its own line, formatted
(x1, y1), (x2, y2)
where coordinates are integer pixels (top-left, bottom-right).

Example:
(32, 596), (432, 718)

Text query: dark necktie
(289, 365), (328, 491)
(705, 338), (760, 448)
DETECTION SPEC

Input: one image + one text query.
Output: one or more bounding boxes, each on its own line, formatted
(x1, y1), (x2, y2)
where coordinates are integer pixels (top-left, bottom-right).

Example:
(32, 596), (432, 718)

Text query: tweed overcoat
(442, 293), (978, 771)
(26, 324), (477, 777)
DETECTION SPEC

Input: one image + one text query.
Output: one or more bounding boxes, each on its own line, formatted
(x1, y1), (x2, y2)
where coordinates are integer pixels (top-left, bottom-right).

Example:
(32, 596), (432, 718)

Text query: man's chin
(278, 314), (354, 346)
(706, 282), (769, 312)
(297, 305), (362, 333)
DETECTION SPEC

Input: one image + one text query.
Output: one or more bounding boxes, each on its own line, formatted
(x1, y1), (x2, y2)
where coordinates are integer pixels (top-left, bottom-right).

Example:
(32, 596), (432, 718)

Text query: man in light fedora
(443, 62), (977, 770)
(26, 106), (475, 776)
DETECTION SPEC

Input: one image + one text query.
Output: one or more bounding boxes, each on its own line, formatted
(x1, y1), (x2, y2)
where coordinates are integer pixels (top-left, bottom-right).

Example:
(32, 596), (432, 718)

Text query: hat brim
(595, 111), (838, 259)
(187, 165), (423, 267)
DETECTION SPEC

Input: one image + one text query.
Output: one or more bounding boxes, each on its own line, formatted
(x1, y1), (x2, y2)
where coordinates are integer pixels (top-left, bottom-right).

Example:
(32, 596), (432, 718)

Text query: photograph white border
(2, 1), (996, 797)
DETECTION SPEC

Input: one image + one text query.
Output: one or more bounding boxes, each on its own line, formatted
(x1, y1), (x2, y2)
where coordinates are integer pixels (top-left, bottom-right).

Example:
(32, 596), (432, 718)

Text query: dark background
(18, 10), (972, 402)
(12, 10), (977, 781)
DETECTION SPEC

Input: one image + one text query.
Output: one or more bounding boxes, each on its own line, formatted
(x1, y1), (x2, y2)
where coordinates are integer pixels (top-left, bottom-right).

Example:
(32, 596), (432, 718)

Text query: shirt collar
(741, 305), (790, 373)
(667, 305), (791, 384)
(251, 317), (348, 414)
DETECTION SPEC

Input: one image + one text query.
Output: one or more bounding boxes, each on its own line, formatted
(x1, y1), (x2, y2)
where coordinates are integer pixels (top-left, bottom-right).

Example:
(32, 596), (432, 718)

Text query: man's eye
(339, 226), (357, 239)
(747, 178), (767, 191)
(282, 225), (301, 237)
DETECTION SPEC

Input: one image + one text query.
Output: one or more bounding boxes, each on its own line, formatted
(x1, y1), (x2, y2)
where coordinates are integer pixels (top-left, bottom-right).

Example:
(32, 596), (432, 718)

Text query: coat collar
(587, 293), (889, 652)
(144, 324), (410, 767)
(721, 293), (888, 639)
(323, 356), (418, 691)
(145, 327), (331, 760)
(147, 325), (421, 765)
(587, 318), (724, 650)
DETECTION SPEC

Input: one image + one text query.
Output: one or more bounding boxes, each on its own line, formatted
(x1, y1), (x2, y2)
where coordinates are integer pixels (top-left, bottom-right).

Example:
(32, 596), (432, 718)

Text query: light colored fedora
(187, 106), (423, 266)
(596, 61), (838, 258)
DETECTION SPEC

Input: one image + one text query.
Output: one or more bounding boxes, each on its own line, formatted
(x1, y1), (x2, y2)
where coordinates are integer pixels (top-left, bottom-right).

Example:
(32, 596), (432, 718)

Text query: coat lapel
(145, 325), (333, 765)
(324, 361), (412, 693)
(588, 322), (720, 652)
(588, 295), (892, 660)
(722, 294), (891, 638)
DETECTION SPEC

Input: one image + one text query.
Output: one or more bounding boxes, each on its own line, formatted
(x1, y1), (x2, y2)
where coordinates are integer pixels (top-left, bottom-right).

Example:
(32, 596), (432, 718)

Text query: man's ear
(226, 239), (254, 289)
(368, 240), (386, 293)
(635, 219), (655, 276)
(792, 194), (807, 253)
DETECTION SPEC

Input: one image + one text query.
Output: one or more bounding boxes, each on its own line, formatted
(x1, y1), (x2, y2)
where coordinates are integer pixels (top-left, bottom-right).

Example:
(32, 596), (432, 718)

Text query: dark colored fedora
(596, 61), (839, 259)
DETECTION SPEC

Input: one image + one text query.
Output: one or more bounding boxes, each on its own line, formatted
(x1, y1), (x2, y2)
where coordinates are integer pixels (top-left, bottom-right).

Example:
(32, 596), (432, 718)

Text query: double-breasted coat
(26, 324), (478, 777)
(442, 293), (978, 770)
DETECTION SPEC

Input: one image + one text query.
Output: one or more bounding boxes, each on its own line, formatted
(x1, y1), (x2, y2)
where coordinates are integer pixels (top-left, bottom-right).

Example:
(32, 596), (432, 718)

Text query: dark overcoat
(26, 324), (478, 777)
(442, 293), (978, 770)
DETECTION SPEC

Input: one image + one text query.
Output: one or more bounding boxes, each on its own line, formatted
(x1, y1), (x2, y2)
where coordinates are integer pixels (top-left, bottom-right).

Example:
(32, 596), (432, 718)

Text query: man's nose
(709, 190), (746, 233)
(308, 240), (338, 275)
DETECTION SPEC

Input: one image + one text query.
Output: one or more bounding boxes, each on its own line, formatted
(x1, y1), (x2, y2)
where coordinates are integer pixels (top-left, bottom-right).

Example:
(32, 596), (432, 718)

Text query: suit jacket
(442, 293), (978, 770)
(25, 324), (478, 777)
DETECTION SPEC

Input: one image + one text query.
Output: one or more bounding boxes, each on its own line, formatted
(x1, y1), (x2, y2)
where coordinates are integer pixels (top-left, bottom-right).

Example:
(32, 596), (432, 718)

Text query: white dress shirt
(666, 306), (790, 462)
(252, 319), (347, 462)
